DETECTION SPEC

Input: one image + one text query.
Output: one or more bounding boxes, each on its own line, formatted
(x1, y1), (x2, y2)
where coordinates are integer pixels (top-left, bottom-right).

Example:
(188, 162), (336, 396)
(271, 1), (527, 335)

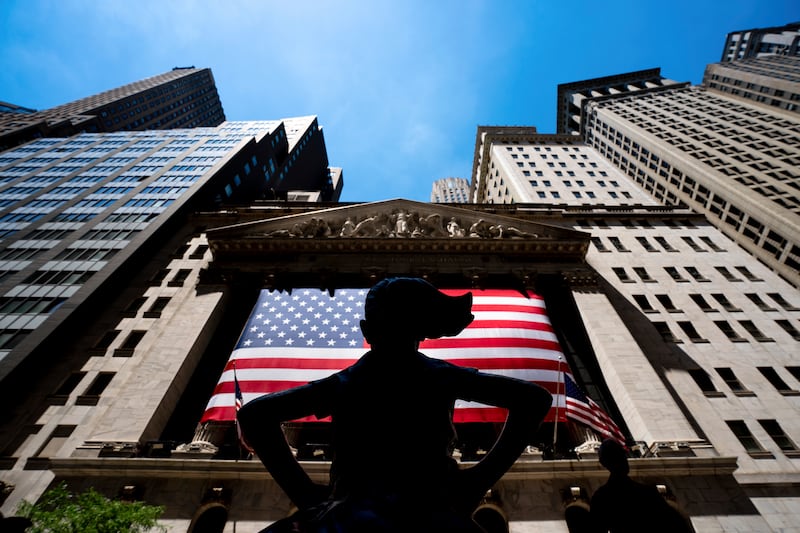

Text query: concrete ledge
(49, 455), (740, 482)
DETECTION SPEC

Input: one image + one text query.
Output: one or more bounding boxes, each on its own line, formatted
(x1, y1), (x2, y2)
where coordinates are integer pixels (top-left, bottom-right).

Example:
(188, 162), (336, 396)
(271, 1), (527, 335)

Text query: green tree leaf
(17, 481), (165, 533)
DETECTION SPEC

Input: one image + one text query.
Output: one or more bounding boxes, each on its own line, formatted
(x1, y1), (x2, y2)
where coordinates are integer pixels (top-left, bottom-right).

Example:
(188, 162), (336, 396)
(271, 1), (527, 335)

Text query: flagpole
(234, 361), (241, 461)
(553, 355), (562, 450)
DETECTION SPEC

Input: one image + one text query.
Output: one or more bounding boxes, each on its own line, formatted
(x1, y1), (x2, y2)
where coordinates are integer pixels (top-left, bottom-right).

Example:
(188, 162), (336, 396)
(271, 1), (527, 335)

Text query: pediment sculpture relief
(264, 210), (539, 240)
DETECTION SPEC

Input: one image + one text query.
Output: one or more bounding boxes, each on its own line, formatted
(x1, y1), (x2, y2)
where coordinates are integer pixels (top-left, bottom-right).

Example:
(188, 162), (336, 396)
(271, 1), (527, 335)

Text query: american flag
(201, 288), (624, 441)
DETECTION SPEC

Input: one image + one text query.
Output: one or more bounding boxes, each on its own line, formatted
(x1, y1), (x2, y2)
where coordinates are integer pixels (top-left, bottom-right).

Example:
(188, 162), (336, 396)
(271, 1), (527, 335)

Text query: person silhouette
(590, 439), (692, 533)
(238, 277), (553, 533)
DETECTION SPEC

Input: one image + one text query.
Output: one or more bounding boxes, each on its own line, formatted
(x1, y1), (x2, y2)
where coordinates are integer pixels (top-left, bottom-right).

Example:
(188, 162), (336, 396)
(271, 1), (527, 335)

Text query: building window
(776, 320), (800, 341)
(688, 368), (724, 397)
(787, 367), (800, 384)
(681, 236), (705, 252)
(715, 266), (741, 282)
(655, 294), (679, 312)
(734, 266), (762, 281)
(745, 293), (776, 311)
(678, 321), (708, 343)
(757, 367), (798, 395)
(189, 244), (208, 259)
(633, 267), (655, 282)
(591, 237), (609, 252)
(90, 330), (121, 356)
(150, 269), (169, 286)
(1, 424), (42, 466)
(168, 268), (192, 287)
(699, 236), (725, 252)
(49, 372), (87, 405)
(635, 237), (658, 252)
(609, 237), (630, 252)
(690, 294), (716, 312)
(612, 267), (633, 283)
(653, 322), (680, 343)
(122, 297), (148, 318)
(739, 320), (774, 342)
(715, 367), (754, 396)
(758, 420), (800, 456)
(711, 294), (741, 312)
(685, 267), (710, 282)
(714, 320), (748, 342)
(767, 293), (800, 311)
(633, 295), (656, 313)
(654, 237), (678, 252)
(144, 297), (171, 318)
(726, 420), (772, 457)
(664, 267), (687, 282)
(77, 372), (115, 405)
(113, 330), (146, 357)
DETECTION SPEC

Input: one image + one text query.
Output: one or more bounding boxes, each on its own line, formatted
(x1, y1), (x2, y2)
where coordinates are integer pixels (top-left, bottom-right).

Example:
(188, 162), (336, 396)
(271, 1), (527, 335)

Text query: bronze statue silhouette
(238, 277), (553, 532)
(590, 439), (692, 533)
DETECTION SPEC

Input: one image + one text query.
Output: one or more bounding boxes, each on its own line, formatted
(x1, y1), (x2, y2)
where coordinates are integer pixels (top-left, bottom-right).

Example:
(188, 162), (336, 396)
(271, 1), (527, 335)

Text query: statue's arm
(450, 369), (552, 507)
(237, 379), (335, 508)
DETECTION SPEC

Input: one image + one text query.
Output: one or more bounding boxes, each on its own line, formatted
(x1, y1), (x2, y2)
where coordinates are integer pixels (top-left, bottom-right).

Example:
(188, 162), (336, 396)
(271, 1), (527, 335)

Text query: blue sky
(2, 1), (798, 202)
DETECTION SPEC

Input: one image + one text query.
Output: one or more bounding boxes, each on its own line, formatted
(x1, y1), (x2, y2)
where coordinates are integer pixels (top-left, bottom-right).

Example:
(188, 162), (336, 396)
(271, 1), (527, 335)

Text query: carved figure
(339, 217), (356, 237)
(239, 278), (553, 533)
(489, 224), (535, 239)
(468, 219), (493, 239)
(352, 214), (393, 238)
(590, 439), (692, 533)
(413, 213), (448, 238)
(393, 210), (411, 237)
(447, 217), (465, 238)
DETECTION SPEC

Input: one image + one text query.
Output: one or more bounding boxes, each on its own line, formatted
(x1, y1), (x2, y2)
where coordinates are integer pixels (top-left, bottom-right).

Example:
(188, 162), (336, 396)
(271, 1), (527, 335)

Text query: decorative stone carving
(260, 209), (539, 240)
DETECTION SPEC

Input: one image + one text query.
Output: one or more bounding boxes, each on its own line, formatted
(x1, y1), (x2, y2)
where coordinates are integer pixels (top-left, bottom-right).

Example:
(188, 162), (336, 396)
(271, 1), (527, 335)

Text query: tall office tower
(470, 127), (655, 206)
(721, 21), (800, 62)
(0, 67), (225, 151)
(470, 129), (800, 532)
(0, 116), (337, 386)
(555, 68), (682, 135)
(703, 54), (800, 112)
(430, 176), (470, 203)
(558, 69), (800, 287)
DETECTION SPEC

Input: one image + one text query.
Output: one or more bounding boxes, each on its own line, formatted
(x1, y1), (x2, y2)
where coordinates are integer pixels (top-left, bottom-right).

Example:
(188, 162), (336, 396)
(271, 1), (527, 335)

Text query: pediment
(203, 199), (591, 287)
(207, 199), (585, 244)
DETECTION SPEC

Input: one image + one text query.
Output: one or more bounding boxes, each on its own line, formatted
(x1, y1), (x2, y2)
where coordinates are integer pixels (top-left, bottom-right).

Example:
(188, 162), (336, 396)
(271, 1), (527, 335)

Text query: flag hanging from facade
(201, 288), (625, 442)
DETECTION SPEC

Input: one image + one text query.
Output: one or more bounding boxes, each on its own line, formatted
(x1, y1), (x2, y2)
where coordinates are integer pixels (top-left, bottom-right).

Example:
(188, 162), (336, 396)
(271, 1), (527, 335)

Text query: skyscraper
(430, 176), (470, 203)
(703, 54), (800, 112)
(557, 63), (800, 287)
(0, 116), (337, 385)
(720, 21), (800, 62)
(555, 68), (682, 136)
(0, 67), (226, 151)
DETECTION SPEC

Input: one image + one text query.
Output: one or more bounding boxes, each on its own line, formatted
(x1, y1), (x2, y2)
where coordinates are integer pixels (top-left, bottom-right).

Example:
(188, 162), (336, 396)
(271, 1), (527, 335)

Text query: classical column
(566, 273), (700, 446)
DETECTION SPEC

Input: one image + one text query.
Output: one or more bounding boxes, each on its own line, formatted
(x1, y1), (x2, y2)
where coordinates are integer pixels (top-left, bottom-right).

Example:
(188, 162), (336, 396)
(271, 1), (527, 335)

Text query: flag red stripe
(226, 358), (360, 371)
(467, 319), (554, 332)
(421, 337), (562, 351)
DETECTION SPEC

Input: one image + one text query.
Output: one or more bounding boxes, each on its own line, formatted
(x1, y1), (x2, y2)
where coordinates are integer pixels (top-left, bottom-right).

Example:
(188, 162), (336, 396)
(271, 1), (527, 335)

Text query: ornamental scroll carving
(262, 210), (540, 240)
